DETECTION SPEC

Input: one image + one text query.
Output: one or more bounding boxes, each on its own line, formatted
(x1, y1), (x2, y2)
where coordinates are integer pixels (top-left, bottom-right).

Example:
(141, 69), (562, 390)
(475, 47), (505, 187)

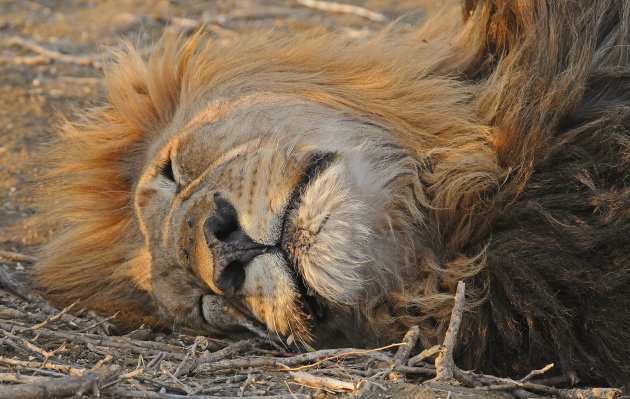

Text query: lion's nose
(203, 195), (266, 295)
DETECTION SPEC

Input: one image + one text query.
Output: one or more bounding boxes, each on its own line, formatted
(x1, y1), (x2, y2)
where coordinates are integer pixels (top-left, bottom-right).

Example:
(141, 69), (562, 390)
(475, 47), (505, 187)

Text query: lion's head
(139, 97), (419, 342)
(36, 25), (496, 346)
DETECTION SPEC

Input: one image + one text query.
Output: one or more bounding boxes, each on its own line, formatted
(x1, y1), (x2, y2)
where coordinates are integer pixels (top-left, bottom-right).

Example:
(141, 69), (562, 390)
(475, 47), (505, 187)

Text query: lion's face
(134, 98), (417, 342)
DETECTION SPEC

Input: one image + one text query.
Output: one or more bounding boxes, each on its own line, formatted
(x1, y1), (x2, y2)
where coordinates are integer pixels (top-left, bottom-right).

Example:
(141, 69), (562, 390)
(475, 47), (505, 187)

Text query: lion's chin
(233, 252), (313, 341)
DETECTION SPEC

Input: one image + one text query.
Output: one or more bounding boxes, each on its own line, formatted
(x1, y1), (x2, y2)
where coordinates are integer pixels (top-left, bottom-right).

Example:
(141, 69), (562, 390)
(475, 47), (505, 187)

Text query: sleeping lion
(36, 0), (629, 385)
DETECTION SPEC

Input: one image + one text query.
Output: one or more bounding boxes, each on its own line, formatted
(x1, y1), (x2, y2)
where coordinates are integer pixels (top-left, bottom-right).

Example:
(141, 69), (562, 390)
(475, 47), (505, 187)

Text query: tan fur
(36, 0), (630, 385)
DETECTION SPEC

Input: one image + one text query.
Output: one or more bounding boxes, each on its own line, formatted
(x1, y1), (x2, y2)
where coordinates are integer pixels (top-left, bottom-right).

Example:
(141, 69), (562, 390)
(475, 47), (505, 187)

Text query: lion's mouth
(278, 151), (337, 326)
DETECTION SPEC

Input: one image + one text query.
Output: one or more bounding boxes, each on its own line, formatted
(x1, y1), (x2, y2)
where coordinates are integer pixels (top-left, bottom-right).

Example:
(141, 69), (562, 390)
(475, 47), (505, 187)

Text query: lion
(35, 0), (629, 386)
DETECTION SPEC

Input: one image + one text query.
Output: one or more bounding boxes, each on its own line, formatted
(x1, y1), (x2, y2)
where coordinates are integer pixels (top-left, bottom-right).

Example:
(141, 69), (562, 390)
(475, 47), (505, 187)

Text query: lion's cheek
(288, 164), (375, 305)
(238, 253), (304, 336)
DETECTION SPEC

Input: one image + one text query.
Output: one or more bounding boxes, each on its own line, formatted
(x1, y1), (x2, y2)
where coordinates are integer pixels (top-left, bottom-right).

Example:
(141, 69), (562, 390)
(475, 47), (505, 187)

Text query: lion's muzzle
(203, 193), (277, 295)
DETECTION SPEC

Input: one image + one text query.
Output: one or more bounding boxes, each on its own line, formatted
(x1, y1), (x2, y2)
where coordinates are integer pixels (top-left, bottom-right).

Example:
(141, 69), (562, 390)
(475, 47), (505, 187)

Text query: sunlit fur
(36, 0), (629, 385)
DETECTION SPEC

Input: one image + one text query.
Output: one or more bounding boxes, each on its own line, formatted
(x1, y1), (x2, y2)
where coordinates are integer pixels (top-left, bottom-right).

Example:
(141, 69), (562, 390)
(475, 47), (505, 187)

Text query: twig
(202, 8), (310, 26)
(290, 371), (357, 391)
(0, 356), (86, 376)
(101, 353), (164, 390)
(104, 388), (309, 399)
(0, 329), (66, 364)
(388, 325), (420, 381)
(0, 322), (186, 360)
(77, 311), (120, 333)
(295, 0), (388, 23)
(0, 55), (50, 65)
(519, 363), (554, 383)
(0, 367), (114, 399)
(408, 345), (442, 367)
(278, 344), (398, 371)
(0, 250), (39, 263)
(486, 382), (621, 399)
(6, 36), (102, 68)
(160, 363), (196, 395)
(0, 373), (51, 384)
(195, 344), (397, 373)
(174, 336), (206, 377)
(434, 281), (466, 380)
(392, 325), (420, 366)
(0, 265), (53, 309)
(559, 387), (621, 399)
(190, 339), (254, 374)
(169, 18), (237, 37)
(16, 300), (78, 334)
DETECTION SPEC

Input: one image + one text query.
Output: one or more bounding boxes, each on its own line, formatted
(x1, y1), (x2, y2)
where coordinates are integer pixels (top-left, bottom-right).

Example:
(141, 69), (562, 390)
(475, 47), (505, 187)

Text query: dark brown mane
(448, 0), (630, 385)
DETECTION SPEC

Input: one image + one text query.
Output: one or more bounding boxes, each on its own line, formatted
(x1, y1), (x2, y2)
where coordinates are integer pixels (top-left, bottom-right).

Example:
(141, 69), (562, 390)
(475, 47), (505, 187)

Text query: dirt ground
(0, 1), (626, 398)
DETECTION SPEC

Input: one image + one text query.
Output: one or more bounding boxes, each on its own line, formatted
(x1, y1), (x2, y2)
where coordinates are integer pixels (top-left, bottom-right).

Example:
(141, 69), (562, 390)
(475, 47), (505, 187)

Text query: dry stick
(0, 367), (114, 399)
(6, 36), (102, 68)
(186, 339), (254, 375)
(0, 265), (54, 310)
(171, 7), (313, 31)
(0, 322), (186, 361)
(388, 325), (421, 381)
(0, 266), (82, 329)
(527, 375), (569, 386)
(390, 365), (436, 376)
(169, 17), (238, 37)
(239, 373), (255, 395)
(77, 310), (120, 333)
(434, 281), (465, 380)
(194, 344), (398, 373)
(290, 371), (357, 391)
(559, 387), (621, 399)
(15, 367), (67, 377)
(295, 0), (388, 23)
(104, 389), (309, 399)
(391, 325), (421, 366)
(0, 303), (87, 330)
(487, 382), (621, 399)
(518, 363), (554, 383)
(100, 353), (164, 390)
(16, 300), (78, 334)
(160, 362), (196, 395)
(407, 344), (442, 367)
(202, 8), (310, 26)
(278, 344), (398, 371)
(0, 356), (86, 376)
(0, 329), (66, 364)
(174, 336), (206, 377)
(0, 373), (51, 384)
(0, 55), (50, 65)
(0, 250), (39, 263)
(91, 354), (114, 371)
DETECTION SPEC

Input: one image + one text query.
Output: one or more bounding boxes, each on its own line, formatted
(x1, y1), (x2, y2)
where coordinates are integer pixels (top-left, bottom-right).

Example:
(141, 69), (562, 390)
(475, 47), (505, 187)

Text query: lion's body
(36, 0), (630, 385)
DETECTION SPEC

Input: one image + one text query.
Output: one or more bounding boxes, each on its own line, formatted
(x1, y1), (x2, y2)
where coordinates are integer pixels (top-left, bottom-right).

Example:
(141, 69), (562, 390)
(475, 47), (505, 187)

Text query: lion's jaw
(134, 100), (422, 343)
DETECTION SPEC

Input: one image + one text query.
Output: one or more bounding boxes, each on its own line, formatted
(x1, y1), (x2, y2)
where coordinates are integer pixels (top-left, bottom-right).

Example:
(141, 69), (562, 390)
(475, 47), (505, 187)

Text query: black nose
(203, 195), (267, 294)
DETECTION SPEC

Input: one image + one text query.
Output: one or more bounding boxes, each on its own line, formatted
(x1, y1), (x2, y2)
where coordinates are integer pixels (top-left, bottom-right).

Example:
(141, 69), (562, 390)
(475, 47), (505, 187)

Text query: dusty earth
(0, 1), (625, 398)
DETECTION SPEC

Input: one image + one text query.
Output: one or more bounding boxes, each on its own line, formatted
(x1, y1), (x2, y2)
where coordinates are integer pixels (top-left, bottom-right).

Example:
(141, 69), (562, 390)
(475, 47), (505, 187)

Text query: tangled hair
(35, 0), (630, 385)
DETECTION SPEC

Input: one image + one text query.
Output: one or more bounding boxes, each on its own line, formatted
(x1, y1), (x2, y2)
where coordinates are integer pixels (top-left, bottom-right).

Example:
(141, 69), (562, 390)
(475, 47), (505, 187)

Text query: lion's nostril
(215, 260), (246, 293)
(204, 196), (239, 243)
